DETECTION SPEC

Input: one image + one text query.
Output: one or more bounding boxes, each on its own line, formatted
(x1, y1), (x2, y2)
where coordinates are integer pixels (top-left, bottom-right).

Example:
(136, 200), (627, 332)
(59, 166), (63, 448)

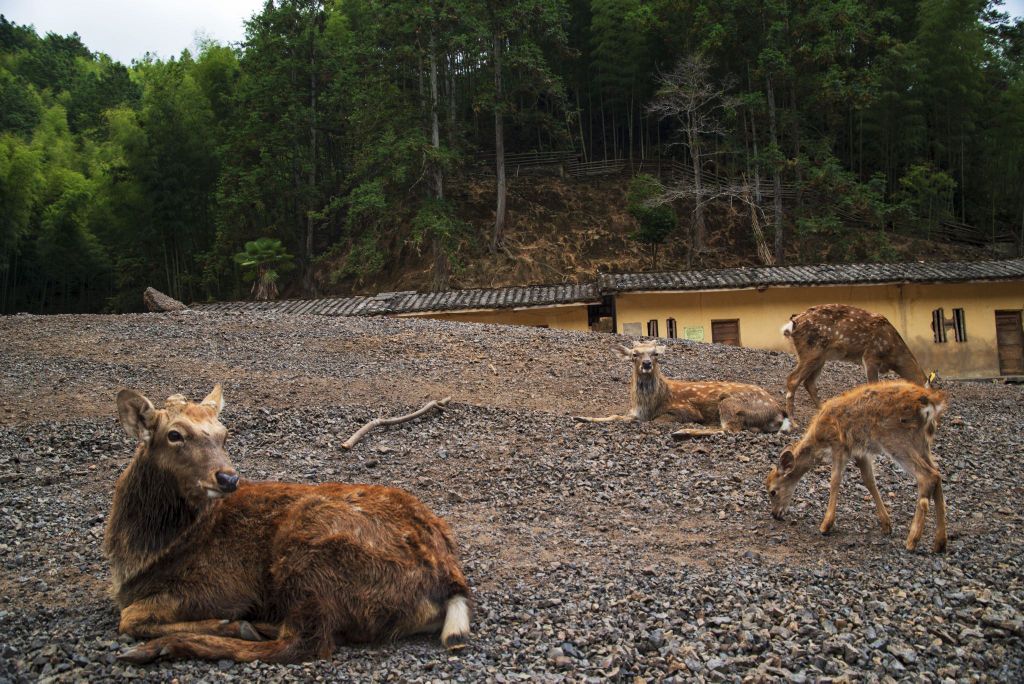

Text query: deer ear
(778, 449), (796, 474)
(614, 344), (633, 360)
(654, 345), (667, 355)
(117, 390), (157, 442)
(201, 384), (224, 416)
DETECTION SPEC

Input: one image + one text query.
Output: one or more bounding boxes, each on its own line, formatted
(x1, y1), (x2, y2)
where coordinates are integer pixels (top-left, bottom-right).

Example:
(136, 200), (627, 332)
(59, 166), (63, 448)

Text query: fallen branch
(341, 397), (452, 450)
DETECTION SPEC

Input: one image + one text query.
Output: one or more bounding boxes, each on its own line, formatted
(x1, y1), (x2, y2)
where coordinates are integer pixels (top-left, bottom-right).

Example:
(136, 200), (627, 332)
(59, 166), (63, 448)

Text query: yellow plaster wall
(402, 304), (592, 331)
(614, 282), (1024, 378)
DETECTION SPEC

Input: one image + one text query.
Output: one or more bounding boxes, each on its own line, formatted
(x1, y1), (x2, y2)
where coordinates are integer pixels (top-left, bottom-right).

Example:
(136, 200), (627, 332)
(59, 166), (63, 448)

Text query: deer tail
(781, 319), (795, 337)
(441, 594), (471, 650)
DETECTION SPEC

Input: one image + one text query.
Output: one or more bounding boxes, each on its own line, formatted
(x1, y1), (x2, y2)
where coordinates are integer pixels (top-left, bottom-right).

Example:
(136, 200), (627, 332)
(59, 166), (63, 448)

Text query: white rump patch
(781, 321), (794, 336)
(920, 405), (935, 422)
(441, 595), (470, 646)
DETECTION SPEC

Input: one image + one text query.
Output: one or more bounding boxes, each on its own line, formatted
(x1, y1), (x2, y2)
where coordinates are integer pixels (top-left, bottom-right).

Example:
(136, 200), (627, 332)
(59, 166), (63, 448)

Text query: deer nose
(215, 471), (239, 493)
(641, 361), (652, 370)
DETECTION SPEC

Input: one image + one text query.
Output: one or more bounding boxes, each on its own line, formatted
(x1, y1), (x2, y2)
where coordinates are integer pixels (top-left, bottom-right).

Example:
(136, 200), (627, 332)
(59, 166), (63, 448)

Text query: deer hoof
(239, 621), (263, 641)
(933, 537), (947, 553)
(118, 641), (167, 664)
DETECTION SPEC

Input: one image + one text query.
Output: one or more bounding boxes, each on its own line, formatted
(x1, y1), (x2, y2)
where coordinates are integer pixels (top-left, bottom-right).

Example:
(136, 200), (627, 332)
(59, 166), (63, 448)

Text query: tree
(234, 237), (295, 300)
(627, 173), (676, 268)
(648, 55), (735, 256)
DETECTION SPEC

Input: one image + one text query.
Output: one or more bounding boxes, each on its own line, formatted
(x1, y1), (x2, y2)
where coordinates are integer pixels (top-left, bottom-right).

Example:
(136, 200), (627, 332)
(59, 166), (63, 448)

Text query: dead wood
(341, 397), (452, 450)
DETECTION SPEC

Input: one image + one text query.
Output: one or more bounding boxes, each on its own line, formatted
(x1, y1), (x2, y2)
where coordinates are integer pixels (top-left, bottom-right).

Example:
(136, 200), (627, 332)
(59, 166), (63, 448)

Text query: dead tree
(648, 55), (737, 257)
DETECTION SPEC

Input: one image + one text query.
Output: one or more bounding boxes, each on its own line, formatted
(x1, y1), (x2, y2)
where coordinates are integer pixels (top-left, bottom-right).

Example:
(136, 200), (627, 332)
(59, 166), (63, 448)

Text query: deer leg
(118, 596), (268, 642)
(803, 365), (825, 408)
(784, 363), (805, 418)
(820, 449), (848, 534)
(931, 469), (948, 553)
(119, 626), (305, 664)
(906, 465), (942, 551)
(573, 413), (636, 423)
(856, 456), (891, 535)
(717, 398), (747, 433)
(863, 357), (880, 383)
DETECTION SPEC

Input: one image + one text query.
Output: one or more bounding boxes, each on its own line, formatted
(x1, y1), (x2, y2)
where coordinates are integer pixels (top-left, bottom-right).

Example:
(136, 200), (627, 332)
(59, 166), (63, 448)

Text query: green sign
(683, 326), (705, 341)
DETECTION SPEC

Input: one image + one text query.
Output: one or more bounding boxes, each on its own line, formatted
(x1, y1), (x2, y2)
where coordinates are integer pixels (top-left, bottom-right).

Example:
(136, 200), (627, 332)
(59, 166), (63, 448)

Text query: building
(195, 258), (1024, 379)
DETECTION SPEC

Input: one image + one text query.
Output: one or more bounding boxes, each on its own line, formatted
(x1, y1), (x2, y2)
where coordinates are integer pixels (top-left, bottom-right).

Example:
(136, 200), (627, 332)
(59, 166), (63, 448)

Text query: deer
(765, 380), (948, 552)
(781, 303), (927, 422)
(574, 341), (791, 438)
(104, 385), (471, 664)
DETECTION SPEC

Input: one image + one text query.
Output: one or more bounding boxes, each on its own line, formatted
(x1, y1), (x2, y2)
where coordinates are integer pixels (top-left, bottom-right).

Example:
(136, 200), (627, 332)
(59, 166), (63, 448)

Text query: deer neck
(631, 368), (669, 420)
(103, 447), (204, 598)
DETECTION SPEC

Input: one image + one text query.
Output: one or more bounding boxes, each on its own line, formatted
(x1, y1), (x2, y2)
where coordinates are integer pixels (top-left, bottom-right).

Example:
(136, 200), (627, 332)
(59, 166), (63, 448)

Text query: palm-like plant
(233, 238), (294, 300)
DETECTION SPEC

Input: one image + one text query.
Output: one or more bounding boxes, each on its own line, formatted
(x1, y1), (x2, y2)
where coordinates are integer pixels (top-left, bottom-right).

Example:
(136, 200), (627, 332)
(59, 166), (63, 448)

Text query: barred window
(666, 318), (678, 339)
(647, 319), (659, 337)
(932, 309), (947, 343)
(933, 308), (967, 343)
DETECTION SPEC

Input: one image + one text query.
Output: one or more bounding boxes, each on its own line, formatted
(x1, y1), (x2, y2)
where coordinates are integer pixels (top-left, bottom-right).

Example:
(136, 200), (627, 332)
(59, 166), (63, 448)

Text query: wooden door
(711, 319), (740, 346)
(995, 310), (1024, 375)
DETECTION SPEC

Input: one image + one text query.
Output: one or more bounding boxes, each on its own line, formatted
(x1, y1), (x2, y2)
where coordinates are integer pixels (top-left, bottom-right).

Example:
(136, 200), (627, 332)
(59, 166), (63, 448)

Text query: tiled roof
(599, 258), (1024, 293)
(194, 283), (600, 316)
(193, 258), (1024, 316)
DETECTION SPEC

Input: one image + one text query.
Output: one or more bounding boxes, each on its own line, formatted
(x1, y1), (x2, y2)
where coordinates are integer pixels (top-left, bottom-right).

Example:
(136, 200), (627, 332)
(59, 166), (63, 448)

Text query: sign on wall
(622, 322), (642, 335)
(684, 326), (705, 341)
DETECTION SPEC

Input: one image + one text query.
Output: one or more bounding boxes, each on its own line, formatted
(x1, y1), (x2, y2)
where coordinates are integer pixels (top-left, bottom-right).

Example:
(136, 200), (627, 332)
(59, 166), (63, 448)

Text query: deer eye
(770, 490), (777, 498)
(167, 430), (185, 444)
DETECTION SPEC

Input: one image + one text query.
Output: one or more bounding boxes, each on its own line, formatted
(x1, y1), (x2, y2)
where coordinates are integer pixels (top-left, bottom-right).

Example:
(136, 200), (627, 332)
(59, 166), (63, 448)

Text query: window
(666, 318), (678, 339)
(952, 308), (967, 342)
(647, 319), (659, 337)
(933, 308), (967, 343)
(932, 309), (947, 343)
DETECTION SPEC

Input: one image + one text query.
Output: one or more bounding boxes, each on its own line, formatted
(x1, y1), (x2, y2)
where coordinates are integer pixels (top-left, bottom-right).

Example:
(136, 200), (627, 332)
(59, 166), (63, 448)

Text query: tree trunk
(491, 32), (507, 254)
(429, 30), (449, 290)
(689, 122), (705, 253)
(303, 16), (319, 296)
(766, 74), (785, 265)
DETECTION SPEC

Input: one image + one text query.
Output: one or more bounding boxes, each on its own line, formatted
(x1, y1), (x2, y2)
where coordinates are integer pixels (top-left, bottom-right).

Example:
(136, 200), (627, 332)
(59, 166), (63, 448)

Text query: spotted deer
(575, 341), (791, 437)
(105, 386), (471, 664)
(782, 304), (927, 421)
(765, 380), (948, 552)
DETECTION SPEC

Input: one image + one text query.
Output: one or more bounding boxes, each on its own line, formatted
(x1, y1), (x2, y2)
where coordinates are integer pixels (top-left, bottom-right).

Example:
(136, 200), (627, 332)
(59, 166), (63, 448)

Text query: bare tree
(648, 56), (736, 255)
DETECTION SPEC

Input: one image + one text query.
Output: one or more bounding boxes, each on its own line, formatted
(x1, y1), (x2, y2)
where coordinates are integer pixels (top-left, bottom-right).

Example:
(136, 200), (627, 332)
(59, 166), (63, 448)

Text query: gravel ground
(0, 311), (1022, 683)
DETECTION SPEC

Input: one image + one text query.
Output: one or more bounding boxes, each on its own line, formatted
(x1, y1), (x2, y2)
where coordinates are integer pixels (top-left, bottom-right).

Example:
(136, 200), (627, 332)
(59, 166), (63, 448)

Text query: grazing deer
(105, 386), (471, 664)
(781, 304), (927, 420)
(575, 341), (791, 437)
(765, 380), (948, 552)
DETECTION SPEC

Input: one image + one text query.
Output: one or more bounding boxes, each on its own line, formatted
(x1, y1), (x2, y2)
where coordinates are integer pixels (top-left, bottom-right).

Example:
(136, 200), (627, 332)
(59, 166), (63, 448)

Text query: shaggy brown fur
(782, 304), (927, 420)
(575, 342), (790, 437)
(105, 386), (471, 664)
(765, 380), (948, 552)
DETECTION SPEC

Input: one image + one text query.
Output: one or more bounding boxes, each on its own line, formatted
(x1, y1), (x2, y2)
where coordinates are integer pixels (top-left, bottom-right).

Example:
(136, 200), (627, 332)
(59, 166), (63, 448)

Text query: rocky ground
(0, 311), (1022, 683)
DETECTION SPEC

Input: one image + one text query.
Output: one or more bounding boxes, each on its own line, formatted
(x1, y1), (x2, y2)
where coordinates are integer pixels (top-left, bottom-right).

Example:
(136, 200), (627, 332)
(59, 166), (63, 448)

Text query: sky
(2, 0), (1024, 65)
(0, 0), (266, 64)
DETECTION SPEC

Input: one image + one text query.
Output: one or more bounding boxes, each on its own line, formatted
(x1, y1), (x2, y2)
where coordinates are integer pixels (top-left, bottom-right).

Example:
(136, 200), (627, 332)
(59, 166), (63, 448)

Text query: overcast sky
(2, 0), (1024, 65)
(1, 0), (266, 63)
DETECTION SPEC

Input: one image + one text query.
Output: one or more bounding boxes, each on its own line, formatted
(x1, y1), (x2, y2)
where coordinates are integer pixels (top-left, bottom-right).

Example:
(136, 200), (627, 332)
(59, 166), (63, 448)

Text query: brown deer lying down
(765, 380), (948, 552)
(782, 304), (927, 421)
(105, 386), (471, 664)
(575, 342), (791, 438)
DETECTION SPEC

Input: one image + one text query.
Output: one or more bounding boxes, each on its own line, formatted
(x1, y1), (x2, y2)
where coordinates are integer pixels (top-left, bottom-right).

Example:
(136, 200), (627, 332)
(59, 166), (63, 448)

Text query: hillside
(1, 311), (1022, 680)
(316, 173), (1004, 296)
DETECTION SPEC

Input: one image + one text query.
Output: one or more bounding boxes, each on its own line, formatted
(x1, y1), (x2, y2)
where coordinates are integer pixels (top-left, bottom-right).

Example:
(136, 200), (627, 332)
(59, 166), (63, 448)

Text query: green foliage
(2, 1), (1024, 313)
(233, 237), (295, 300)
(627, 173), (676, 267)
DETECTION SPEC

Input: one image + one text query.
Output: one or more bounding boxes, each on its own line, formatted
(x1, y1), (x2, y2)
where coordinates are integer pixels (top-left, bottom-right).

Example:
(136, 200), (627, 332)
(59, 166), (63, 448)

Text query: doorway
(995, 310), (1024, 375)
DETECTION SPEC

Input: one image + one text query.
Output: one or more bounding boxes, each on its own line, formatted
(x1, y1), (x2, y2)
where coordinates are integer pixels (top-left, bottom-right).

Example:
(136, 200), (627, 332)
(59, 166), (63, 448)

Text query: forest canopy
(1, 1), (1023, 313)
